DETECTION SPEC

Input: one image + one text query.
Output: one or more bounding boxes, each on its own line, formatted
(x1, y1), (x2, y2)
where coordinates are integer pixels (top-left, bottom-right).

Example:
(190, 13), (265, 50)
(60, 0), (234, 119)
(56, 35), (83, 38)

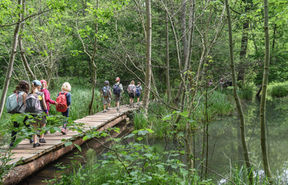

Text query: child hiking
(102, 80), (112, 113)
(40, 80), (57, 115)
(113, 77), (123, 112)
(127, 80), (136, 107)
(7, 80), (30, 147)
(135, 82), (142, 104)
(25, 80), (48, 148)
(56, 82), (71, 135)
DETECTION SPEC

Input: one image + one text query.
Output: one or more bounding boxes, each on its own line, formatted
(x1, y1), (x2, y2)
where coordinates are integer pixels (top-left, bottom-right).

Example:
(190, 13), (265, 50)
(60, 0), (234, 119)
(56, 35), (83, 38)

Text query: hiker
(127, 80), (136, 107)
(56, 82), (71, 135)
(102, 80), (112, 113)
(25, 80), (48, 148)
(135, 82), (142, 104)
(112, 77), (123, 112)
(40, 80), (57, 115)
(7, 80), (30, 147)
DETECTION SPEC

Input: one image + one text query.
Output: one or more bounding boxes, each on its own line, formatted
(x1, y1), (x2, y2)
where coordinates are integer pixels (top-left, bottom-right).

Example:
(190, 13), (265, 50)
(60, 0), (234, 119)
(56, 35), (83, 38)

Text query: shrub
(239, 84), (255, 101)
(50, 130), (207, 185)
(271, 84), (288, 98)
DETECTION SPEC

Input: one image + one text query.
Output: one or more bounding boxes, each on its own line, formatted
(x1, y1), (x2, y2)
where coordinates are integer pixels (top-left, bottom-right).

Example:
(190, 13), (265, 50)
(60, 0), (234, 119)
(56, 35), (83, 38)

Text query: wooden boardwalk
(3, 104), (140, 185)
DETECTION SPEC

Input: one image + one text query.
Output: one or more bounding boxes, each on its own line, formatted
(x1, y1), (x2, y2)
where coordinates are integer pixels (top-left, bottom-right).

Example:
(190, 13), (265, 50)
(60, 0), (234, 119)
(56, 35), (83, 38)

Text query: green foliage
(133, 111), (148, 130)
(0, 149), (16, 184)
(239, 83), (255, 101)
(270, 82), (288, 98)
(49, 130), (208, 185)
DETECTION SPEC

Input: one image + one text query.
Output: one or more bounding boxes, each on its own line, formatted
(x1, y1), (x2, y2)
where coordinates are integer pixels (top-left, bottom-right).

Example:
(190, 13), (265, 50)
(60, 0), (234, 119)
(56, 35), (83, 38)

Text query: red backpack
(56, 92), (68, 112)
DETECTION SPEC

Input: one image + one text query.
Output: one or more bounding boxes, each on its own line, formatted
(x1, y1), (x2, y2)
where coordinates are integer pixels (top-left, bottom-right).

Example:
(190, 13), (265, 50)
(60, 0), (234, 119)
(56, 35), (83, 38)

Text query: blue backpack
(113, 84), (121, 96)
(136, 87), (141, 96)
(102, 86), (110, 98)
(6, 92), (25, 113)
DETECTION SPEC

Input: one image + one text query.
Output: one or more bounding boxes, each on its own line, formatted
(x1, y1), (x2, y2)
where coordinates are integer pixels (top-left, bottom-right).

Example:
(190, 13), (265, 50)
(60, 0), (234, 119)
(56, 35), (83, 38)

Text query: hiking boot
(103, 110), (107, 113)
(39, 138), (46, 143)
(33, 143), (41, 148)
(116, 107), (119, 112)
(106, 107), (110, 110)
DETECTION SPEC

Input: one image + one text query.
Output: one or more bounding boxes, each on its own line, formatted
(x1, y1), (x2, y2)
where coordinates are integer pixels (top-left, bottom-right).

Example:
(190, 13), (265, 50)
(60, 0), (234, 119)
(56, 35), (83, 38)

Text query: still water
(19, 98), (288, 184)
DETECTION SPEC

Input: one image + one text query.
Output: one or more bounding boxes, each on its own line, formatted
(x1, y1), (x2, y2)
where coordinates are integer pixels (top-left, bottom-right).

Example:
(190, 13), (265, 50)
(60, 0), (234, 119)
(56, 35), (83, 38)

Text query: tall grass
(268, 81), (288, 98)
(193, 90), (235, 122)
(239, 83), (255, 101)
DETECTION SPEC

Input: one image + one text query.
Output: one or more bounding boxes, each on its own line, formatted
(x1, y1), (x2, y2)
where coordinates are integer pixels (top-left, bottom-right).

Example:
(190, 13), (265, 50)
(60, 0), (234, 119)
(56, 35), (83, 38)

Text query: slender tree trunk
(165, 12), (171, 102)
(237, 0), (251, 85)
(200, 122), (206, 179)
(271, 24), (277, 64)
(88, 0), (98, 115)
(143, 0), (152, 116)
(260, 0), (272, 180)
(88, 67), (97, 115)
(18, 0), (36, 80)
(225, 0), (253, 184)
(204, 86), (209, 178)
(151, 70), (160, 100)
(0, 0), (23, 119)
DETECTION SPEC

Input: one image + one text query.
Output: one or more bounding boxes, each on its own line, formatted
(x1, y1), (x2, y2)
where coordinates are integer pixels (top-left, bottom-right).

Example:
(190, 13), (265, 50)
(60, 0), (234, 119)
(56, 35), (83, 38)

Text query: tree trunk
(88, 0), (99, 115)
(237, 0), (252, 85)
(260, 0), (272, 180)
(225, 0), (253, 184)
(0, 0), (23, 119)
(271, 24), (277, 64)
(204, 85), (209, 178)
(88, 67), (97, 115)
(165, 12), (171, 102)
(18, 0), (36, 80)
(143, 0), (152, 116)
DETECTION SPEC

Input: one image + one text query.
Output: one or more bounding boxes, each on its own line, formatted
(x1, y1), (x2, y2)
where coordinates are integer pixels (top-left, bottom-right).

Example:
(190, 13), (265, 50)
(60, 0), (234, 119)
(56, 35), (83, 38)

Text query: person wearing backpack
(135, 82), (142, 104)
(40, 80), (57, 115)
(127, 80), (136, 107)
(112, 77), (123, 112)
(25, 80), (48, 148)
(56, 82), (71, 135)
(7, 80), (30, 147)
(102, 80), (112, 113)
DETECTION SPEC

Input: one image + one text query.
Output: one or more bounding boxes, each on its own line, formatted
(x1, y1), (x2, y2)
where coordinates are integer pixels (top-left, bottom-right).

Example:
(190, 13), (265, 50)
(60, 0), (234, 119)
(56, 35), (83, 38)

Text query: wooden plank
(3, 104), (139, 185)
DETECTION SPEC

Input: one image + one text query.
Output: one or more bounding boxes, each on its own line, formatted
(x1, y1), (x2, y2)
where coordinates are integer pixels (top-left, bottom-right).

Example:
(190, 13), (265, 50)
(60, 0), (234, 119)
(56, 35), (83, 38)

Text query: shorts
(136, 93), (141, 98)
(115, 95), (121, 102)
(129, 93), (135, 98)
(103, 97), (111, 105)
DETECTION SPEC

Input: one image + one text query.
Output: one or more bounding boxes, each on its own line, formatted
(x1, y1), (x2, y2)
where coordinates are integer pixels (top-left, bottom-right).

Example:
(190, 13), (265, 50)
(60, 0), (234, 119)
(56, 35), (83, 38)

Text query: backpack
(102, 86), (109, 98)
(127, 85), (135, 94)
(113, 84), (121, 96)
(25, 93), (43, 113)
(136, 86), (141, 96)
(6, 92), (25, 113)
(56, 92), (68, 112)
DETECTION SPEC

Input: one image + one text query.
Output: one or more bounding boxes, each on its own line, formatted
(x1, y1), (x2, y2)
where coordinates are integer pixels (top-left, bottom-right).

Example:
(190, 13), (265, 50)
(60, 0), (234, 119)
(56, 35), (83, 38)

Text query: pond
(148, 97), (288, 183)
(18, 98), (288, 184)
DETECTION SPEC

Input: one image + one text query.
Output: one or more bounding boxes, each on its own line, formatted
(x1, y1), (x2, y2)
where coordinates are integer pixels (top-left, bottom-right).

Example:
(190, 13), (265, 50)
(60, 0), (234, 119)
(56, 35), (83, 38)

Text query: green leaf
(74, 144), (82, 152)
(64, 141), (73, 147)
(83, 135), (90, 141)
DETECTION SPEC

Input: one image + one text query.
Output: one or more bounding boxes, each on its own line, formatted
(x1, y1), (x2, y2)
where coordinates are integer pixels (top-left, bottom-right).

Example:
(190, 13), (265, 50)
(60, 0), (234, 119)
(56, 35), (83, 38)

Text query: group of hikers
(6, 77), (142, 148)
(102, 77), (142, 113)
(6, 80), (71, 148)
